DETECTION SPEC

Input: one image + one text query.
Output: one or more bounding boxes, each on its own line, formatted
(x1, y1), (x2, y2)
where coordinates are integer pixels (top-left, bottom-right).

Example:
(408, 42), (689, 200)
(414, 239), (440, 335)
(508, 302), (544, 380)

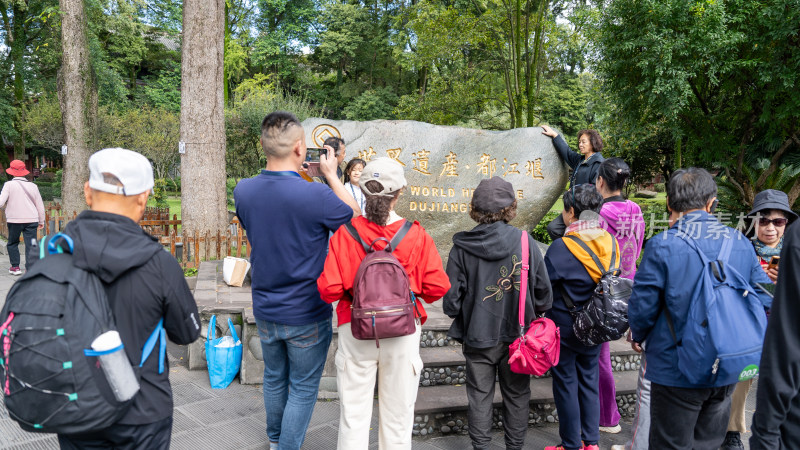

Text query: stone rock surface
(634, 190), (658, 199)
(302, 119), (567, 259)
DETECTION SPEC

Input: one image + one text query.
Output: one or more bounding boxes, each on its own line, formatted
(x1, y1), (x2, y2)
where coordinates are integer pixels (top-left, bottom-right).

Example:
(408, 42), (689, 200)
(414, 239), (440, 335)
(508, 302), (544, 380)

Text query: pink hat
(5, 160), (29, 177)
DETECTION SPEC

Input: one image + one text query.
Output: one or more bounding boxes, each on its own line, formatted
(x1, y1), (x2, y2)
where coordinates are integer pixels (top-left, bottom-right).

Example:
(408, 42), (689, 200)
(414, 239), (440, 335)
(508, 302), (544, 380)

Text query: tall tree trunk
(11, 2), (26, 160)
(180, 0), (228, 235)
(58, 0), (98, 214)
(514, 0), (523, 128)
(223, 1), (230, 105)
(526, 0), (546, 127)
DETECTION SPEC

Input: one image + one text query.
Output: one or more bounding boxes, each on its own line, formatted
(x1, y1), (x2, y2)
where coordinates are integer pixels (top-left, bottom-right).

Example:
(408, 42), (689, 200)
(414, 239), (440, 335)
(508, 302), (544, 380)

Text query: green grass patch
(147, 196), (182, 220)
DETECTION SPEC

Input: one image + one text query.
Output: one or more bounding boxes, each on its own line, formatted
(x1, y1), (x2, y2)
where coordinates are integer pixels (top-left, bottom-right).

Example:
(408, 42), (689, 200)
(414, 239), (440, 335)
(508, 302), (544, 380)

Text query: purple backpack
(344, 220), (420, 347)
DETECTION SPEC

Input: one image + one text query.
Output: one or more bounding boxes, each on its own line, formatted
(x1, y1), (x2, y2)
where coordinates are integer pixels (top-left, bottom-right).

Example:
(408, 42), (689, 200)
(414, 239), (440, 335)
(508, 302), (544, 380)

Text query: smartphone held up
(302, 147), (328, 177)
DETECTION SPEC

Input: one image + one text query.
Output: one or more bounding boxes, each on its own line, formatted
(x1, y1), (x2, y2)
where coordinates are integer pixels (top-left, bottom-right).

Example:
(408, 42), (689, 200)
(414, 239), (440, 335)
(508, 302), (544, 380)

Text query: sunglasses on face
(759, 217), (789, 227)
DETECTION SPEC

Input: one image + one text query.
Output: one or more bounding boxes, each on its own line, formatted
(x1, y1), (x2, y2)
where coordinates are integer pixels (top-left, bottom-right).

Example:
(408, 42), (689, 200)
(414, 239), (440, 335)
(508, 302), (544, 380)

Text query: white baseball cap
(359, 157), (407, 197)
(88, 148), (154, 196)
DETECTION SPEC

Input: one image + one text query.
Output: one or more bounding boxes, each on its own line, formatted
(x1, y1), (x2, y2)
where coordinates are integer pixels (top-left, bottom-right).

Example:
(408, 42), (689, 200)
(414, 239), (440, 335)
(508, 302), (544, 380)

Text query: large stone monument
(302, 119), (567, 258)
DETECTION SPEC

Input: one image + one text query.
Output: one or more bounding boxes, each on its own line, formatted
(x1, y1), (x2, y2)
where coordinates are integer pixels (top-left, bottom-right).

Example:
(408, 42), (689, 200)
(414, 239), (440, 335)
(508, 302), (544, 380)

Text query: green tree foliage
(142, 60), (181, 112)
(24, 97), (181, 184)
(596, 0), (800, 207)
(0, 0), (61, 158)
(397, 0), (552, 129)
(142, 0), (183, 33)
(252, 0), (316, 82)
(21, 94), (63, 152)
(225, 81), (325, 179)
(24, 0), (800, 209)
(344, 88), (398, 121)
(152, 178), (169, 207)
(538, 74), (590, 144)
(395, 1), (507, 128)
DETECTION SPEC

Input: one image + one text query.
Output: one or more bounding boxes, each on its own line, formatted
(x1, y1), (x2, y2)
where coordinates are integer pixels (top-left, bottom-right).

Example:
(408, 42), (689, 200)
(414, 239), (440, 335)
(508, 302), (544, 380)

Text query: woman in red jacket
(318, 157), (450, 450)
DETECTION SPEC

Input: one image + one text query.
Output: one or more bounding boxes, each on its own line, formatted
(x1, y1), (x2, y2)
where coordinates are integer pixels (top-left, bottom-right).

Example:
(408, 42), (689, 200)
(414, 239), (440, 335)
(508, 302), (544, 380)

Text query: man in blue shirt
(234, 111), (359, 450)
(628, 168), (771, 449)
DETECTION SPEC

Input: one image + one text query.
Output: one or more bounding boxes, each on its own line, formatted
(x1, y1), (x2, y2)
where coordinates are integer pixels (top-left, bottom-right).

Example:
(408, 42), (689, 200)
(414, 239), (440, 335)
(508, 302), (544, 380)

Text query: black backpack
(560, 234), (632, 346)
(0, 233), (164, 434)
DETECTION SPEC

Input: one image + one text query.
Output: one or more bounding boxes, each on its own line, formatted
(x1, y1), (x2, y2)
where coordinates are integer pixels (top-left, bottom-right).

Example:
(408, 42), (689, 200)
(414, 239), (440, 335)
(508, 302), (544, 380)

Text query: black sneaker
(720, 431), (744, 450)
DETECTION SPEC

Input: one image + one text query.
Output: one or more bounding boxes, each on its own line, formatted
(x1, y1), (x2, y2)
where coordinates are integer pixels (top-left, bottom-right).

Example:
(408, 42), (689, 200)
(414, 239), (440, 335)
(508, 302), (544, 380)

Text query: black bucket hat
(472, 176), (516, 213)
(747, 189), (799, 224)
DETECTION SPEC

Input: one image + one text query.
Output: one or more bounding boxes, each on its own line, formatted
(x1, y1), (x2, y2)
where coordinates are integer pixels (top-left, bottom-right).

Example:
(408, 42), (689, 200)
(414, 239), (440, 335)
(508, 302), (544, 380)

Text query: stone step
(411, 370), (640, 437)
(420, 338), (638, 368)
(189, 261), (643, 389)
(416, 339), (643, 388)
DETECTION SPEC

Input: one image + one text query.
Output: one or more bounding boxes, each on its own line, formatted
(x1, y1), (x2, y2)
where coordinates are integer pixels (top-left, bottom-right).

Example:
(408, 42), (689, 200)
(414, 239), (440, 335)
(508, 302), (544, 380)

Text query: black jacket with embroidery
(443, 221), (552, 348)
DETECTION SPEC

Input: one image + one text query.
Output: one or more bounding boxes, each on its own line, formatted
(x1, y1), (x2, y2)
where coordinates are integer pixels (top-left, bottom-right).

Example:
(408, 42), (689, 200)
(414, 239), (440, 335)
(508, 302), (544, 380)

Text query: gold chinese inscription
(412, 149), (432, 175)
(386, 148), (406, 166)
(476, 153), (497, 177)
(311, 124), (341, 147)
(503, 158), (519, 177)
(440, 152), (459, 177)
(358, 147), (377, 162)
(525, 158), (544, 179)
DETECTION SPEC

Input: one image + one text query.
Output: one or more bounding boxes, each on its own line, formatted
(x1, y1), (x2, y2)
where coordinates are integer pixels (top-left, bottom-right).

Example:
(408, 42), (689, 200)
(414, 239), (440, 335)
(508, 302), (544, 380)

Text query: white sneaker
(610, 445), (627, 450)
(600, 424), (622, 434)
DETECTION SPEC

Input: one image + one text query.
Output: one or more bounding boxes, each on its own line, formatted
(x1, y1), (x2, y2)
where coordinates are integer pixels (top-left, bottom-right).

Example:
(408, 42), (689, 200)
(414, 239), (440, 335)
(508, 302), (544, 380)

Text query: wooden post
(193, 231), (200, 269)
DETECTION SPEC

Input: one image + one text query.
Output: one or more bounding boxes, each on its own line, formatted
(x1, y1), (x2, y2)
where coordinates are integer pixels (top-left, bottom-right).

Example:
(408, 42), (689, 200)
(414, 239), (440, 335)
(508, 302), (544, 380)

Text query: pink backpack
(508, 231), (560, 375)
(344, 220), (420, 347)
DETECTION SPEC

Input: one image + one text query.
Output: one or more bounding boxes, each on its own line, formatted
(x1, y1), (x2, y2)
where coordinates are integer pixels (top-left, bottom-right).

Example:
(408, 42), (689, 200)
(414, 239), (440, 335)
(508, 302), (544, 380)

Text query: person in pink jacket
(595, 158), (647, 450)
(0, 160), (45, 274)
(595, 158), (645, 435)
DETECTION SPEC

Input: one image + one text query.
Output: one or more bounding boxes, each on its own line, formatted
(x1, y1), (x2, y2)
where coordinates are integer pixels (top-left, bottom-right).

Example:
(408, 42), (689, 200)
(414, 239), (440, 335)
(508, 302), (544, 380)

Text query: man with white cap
(56, 148), (200, 449)
(0, 159), (45, 274)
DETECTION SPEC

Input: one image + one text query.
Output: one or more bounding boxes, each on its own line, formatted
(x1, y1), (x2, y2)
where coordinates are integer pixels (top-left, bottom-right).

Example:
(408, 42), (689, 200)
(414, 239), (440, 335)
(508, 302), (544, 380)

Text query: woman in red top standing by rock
(318, 157), (450, 450)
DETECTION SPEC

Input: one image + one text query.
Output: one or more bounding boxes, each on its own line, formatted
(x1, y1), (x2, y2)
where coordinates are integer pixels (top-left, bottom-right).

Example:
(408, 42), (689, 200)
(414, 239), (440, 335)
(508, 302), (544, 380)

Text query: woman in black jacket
(540, 125), (605, 240)
(443, 177), (553, 450)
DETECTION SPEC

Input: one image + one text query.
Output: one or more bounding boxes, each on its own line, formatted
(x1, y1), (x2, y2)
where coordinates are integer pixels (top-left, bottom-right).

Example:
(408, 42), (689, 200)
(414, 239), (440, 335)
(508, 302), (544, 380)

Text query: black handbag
(560, 235), (632, 346)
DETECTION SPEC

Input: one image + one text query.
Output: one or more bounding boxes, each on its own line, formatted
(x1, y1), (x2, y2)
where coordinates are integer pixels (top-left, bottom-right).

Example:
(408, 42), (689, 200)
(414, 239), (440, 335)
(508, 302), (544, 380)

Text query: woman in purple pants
(595, 158), (645, 433)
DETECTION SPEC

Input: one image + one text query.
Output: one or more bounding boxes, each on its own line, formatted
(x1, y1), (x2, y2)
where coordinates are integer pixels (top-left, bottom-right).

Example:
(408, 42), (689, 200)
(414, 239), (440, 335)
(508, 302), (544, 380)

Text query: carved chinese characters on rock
(302, 119), (568, 259)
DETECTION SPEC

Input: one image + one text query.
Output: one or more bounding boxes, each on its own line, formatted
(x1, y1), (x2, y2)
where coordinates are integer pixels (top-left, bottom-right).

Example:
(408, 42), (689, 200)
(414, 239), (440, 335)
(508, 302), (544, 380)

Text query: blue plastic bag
(205, 315), (242, 389)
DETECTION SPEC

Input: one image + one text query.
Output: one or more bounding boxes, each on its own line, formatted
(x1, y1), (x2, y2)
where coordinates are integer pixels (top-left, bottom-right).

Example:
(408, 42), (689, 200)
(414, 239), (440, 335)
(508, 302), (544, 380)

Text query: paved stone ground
(0, 243), (756, 449)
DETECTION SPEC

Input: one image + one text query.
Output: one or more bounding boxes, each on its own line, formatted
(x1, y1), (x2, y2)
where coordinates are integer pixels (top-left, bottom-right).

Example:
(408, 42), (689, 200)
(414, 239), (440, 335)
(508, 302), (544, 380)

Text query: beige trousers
(336, 322), (423, 450)
(727, 378), (756, 432)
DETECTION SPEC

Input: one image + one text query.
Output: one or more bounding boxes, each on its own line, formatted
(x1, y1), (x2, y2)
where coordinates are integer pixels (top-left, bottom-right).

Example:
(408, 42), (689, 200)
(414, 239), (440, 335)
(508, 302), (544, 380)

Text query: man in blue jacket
(628, 168), (771, 449)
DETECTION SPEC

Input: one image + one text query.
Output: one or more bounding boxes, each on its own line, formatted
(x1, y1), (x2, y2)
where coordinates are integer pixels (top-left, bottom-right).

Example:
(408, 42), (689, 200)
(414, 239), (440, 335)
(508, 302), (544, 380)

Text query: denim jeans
(256, 317), (332, 450)
(7, 222), (38, 269)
